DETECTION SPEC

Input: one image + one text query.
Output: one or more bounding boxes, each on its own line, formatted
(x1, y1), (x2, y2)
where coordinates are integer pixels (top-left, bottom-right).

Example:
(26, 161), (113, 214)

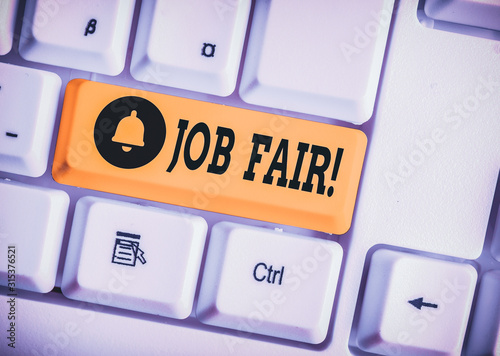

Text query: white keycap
(0, 0), (18, 55)
(61, 197), (207, 319)
(0, 62), (61, 177)
(196, 222), (343, 344)
(424, 0), (500, 32)
(465, 270), (500, 355)
(19, 0), (135, 75)
(0, 180), (69, 293)
(356, 249), (477, 355)
(130, 0), (251, 96)
(239, 0), (394, 124)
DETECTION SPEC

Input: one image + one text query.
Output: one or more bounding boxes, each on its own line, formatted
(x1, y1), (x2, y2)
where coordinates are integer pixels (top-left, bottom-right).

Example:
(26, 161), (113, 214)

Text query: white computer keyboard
(1, 0), (499, 355)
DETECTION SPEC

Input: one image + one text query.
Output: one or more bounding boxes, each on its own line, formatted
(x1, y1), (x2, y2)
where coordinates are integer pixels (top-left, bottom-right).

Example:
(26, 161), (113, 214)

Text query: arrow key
(355, 249), (477, 355)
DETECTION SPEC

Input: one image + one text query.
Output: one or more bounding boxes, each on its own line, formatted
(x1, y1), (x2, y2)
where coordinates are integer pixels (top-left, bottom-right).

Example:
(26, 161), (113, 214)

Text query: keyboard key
(356, 249), (477, 355)
(61, 197), (207, 319)
(0, 0), (18, 55)
(239, 0), (395, 124)
(0, 62), (61, 177)
(465, 270), (500, 355)
(19, 0), (135, 75)
(424, 0), (500, 32)
(130, 0), (251, 96)
(0, 180), (69, 293)
(52, 79), (367, 234)
(196, 222), (343, 343)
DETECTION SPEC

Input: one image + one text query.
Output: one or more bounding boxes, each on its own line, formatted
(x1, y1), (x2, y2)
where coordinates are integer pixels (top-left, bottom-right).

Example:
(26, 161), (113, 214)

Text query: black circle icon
(94, 96), (166, 169)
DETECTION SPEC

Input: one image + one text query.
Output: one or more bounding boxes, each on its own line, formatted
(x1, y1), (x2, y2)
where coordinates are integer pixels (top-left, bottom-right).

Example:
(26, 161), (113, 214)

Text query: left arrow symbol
(408, 297), (438, 310)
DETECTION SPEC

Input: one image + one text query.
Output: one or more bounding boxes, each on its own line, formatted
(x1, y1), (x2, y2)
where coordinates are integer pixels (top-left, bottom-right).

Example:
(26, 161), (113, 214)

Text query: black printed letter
(166, 119), (189, 173)
(301, 145), (331, 194)
(243, 134), (272, 182)
(207, 126), (235, 174)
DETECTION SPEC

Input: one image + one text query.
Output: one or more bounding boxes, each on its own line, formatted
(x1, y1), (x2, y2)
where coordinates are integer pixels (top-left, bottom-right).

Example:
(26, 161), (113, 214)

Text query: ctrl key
(196, 222), (343, 344)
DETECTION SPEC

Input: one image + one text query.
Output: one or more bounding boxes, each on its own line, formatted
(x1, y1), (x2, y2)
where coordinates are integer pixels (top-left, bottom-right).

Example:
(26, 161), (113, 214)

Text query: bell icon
(112, 110), (145, 152)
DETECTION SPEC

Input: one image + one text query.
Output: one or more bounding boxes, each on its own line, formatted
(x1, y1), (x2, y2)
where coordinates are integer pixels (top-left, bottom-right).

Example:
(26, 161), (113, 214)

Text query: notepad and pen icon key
(111, 231), (146, 267)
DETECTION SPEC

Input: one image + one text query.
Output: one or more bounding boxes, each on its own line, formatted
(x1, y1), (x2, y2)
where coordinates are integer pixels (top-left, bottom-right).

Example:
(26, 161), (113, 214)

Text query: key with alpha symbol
(130, 0), (251, 96)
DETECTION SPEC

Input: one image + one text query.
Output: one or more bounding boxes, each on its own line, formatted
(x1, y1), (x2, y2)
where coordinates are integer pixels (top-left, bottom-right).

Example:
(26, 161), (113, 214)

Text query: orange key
(53, 80), (367, 234)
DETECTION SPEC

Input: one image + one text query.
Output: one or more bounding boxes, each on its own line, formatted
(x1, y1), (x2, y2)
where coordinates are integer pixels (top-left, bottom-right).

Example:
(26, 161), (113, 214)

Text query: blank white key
(0, 62), (61, 177)
(130, 0), (251, 96)
(0, 180), (69, 293)
(19, 0), (135, 75)
(424, 0), (500, 32)
(239, 0), (394, 124)
(356, 249), (477, 355)
(0, 0), (18, 55)
(196, 222), (343, 344)
(61, 197), (207, 319)
(466, 270), (500, 355)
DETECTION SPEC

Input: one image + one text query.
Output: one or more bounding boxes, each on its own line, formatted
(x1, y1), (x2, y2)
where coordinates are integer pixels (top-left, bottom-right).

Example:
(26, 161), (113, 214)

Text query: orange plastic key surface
(53, 80), (367, 234)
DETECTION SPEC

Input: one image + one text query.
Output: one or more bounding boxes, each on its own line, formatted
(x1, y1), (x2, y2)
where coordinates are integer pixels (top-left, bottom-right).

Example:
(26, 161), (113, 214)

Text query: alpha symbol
(112, 110), (145, 152)
(201, 43), (216, 57)
(85, 19), (97, 36)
